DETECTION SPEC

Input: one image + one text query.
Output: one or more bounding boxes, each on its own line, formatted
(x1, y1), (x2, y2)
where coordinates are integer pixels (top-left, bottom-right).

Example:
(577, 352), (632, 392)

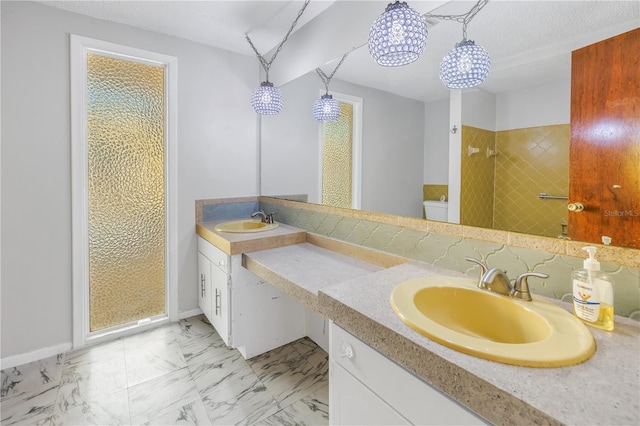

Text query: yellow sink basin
(390, 276), (596, 367)
(214, 219), (279, 233)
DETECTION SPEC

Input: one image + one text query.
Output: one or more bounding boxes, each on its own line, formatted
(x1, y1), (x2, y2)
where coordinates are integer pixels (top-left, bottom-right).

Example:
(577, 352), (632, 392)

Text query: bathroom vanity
(196, 221), (307, 358)
(195, 204), (640, 426)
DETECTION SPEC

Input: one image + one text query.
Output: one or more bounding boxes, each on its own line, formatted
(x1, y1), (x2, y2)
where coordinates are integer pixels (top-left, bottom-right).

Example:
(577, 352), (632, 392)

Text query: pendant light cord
(425, 0), (489, 39)
(315, 53), (349, 94)
(245, 0), (311, 81)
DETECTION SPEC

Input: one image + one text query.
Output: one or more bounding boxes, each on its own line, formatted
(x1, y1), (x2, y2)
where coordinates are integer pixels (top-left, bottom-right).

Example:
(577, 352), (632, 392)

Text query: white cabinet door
(330, 360), (410, 425)
(231, 259), (305, 358)
(197, 237), (231, 345)
(210, 262), (230, 345)
(197, 251), (213, 321)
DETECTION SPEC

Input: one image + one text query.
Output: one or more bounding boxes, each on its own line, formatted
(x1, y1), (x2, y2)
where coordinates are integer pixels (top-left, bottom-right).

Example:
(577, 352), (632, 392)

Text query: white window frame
(317, 91), (363, 210)
(70, 35), (178, 348)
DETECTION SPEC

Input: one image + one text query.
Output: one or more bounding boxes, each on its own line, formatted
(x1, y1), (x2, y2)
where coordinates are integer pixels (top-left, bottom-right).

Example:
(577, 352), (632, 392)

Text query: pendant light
(439, 38), (490, 89)
(313, 54), (349, 122)
(246, 0), (310, 115)
(251, 82), (284, 115)
(368, 1), (428, 67)
(313, 95), (340, 122)
(427, 0), (491, 89)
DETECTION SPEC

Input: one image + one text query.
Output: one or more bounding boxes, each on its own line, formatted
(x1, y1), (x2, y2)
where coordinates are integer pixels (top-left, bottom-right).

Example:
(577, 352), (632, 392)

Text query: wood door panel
(569, 28), (640, 248)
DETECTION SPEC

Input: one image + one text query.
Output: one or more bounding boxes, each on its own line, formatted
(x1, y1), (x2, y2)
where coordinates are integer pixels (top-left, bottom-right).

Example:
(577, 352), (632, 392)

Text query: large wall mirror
(260, 0), (639, 248)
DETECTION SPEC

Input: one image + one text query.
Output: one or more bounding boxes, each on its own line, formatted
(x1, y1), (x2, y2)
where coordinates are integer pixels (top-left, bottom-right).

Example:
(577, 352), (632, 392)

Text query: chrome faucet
(465, 257), (549, 301)
(251, 210), (267, 222)
(480, 268), (513, 297)
(251, 210), (275, 224)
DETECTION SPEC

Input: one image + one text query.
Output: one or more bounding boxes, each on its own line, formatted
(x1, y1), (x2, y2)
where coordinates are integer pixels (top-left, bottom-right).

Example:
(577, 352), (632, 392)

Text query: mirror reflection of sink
(390, 277), (596, 367)
(214, 219), (279, 233)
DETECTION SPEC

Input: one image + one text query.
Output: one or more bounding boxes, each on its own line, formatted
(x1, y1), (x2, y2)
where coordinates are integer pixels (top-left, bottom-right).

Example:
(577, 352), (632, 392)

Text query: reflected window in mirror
(322, 101), (353, 208)
(320, 93), (363, 210)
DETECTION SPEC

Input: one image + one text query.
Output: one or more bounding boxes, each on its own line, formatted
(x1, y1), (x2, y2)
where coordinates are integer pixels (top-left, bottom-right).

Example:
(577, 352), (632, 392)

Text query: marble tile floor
(1, 315), (329, 426)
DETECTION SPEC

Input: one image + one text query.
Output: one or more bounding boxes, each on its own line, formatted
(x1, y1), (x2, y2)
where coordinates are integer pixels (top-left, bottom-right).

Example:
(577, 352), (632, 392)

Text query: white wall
(462, 88), (497, 131)
(1, 1), (258, 360)
(262, 75), (425, 219)
(261, 73), (321, 203)
(424, 97), (450, 184)
(496, 80), (570, 130)
(331, 79), (425, 218)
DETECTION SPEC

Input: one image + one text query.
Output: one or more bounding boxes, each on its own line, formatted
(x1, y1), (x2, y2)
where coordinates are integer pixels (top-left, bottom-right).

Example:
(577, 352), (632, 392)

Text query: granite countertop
(196, 223), (640, 425)
(244, 243), (388, 316)
(319, 261), (640, 426)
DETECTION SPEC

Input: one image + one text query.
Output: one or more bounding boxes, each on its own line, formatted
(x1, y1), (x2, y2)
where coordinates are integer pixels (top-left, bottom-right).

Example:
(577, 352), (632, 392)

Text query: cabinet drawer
(198, 236), (229, 273)
(330, 324), (486, 425)
(330, 360), (410, 425)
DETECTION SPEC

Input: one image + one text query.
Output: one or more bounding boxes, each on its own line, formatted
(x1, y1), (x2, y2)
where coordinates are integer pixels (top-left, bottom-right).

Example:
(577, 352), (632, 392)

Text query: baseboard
(1, 311), (203, 370)
(1, 342), (72, 370)
(179, 308), (203, 320)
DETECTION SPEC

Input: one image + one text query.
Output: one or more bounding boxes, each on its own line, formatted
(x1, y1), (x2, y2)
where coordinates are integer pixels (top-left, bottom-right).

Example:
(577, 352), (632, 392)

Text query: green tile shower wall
(423, 185), (449, 202)
(260, 201), (640, 319)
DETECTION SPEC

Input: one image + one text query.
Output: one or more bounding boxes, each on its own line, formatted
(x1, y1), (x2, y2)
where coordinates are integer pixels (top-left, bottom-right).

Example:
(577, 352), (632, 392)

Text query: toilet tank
(423, 201), (448, 222)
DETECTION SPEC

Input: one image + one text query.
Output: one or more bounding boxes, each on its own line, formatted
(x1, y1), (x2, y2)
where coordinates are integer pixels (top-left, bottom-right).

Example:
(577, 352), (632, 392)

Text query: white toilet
(423, 200), (448, 222)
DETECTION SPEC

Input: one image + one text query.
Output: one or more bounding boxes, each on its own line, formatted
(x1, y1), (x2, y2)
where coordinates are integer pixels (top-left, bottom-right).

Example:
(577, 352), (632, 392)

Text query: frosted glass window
(87, 53), (166, 332)
(322, 102), (353, 208)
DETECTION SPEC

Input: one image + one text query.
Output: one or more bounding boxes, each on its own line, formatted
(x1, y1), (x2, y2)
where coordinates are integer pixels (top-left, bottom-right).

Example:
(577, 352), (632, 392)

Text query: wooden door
(569, 28), (640, 248)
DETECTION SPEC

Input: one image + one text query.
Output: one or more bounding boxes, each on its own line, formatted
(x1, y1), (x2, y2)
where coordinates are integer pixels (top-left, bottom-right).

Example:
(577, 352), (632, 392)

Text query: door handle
(568, 202), (585, 212)
(215, 288), (221, 316)
(200, 274), (205, 297)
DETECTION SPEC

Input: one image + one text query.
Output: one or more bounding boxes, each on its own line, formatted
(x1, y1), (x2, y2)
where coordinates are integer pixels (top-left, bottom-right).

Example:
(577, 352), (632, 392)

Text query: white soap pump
(572, 246), (614, 330)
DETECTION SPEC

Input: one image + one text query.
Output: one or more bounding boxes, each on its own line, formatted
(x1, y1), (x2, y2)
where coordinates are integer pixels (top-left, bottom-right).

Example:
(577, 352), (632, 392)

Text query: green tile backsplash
(259, 199), (640, 320)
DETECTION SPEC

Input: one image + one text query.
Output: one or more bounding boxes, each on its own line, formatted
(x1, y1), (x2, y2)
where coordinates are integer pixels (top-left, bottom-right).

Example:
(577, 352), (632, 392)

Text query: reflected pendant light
(439, 39), (491, 89)
(368, 1), (428, 67)
(251, 81), (284, 115)
(313, 53), (349, 122)
(312, 94), (340, 122)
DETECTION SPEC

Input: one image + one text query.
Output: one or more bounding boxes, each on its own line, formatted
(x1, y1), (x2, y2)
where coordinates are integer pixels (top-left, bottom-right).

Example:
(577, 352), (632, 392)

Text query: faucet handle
(512, 272), (549, 301)
(266, 213), (275, 224)
(465, 257), (488, 287)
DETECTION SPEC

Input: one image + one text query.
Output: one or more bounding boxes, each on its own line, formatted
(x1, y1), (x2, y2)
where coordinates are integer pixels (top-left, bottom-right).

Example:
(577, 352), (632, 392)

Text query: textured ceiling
(330, 0), (640, 101)
(37, 0), (335, 55)
(37, 0), (640, 101)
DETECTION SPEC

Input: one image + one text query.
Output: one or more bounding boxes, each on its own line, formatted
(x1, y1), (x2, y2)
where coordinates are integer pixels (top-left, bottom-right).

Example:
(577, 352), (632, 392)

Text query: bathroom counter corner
(244, 242), (390, 315)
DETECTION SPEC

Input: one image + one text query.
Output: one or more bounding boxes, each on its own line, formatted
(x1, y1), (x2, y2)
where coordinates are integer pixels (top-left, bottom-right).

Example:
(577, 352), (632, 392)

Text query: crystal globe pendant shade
(368, 1), (428, 67)
(251, 81), (284, 115)
(312, 94), (340, 122)
(439, 39), (491, 89)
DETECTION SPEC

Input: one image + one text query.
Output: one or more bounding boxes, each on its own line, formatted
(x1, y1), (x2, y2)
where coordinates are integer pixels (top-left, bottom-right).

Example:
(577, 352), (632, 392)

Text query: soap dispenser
(572, 246), (614, 331)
